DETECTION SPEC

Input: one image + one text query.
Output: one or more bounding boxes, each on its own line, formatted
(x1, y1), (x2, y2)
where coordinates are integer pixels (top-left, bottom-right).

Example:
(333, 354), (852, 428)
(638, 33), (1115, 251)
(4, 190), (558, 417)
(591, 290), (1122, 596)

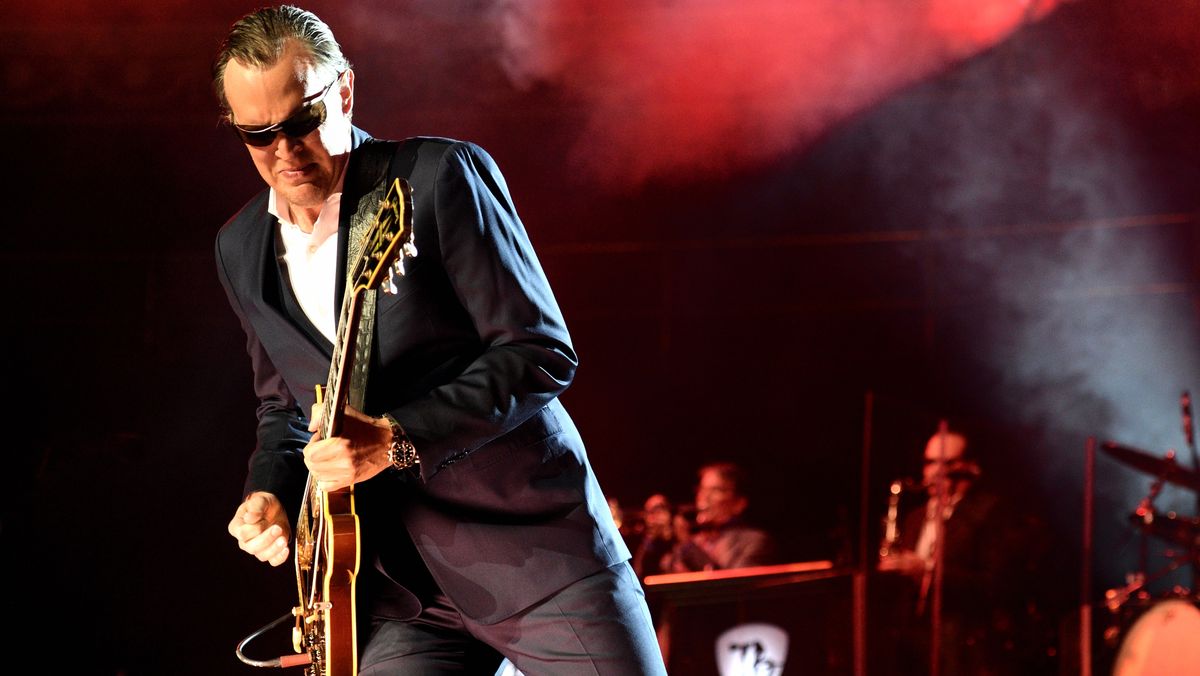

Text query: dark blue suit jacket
(215, 129), (628, 624)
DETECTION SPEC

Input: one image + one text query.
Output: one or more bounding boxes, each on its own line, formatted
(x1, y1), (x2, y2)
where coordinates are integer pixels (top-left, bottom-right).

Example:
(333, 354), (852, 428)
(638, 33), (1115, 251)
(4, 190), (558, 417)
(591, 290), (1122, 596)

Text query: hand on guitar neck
(228, 492), (292, 567)
(304, 403), (395, 493)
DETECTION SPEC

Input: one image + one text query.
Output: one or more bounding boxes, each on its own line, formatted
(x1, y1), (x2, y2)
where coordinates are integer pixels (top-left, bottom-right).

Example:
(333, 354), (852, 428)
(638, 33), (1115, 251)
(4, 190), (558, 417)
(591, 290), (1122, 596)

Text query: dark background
(5, 0), (1200, 673)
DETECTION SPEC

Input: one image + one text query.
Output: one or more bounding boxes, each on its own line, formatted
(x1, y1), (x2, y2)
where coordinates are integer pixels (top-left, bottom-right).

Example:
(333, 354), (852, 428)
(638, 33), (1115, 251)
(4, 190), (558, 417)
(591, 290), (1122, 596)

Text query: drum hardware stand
(1102, 548), (1197, 647)
(1102, 473), (1196, 647)
(1133, 475), (1166, 581)
(1102, 572), (1145, 644)
(1101, 556), (1186, 624)
(1102, 474), (1160, 647)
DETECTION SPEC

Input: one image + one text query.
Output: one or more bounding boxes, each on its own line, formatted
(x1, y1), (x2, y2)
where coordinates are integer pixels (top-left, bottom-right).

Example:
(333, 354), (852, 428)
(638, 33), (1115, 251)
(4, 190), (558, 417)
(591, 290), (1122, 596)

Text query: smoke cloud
(489, 0), (1065, 188)
(860, 15), (1200, 588)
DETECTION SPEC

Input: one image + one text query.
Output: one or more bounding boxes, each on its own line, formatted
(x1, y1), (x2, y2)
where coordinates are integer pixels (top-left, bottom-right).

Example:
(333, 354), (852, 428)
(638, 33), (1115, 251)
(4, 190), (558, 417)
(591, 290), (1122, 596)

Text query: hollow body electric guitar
(292, 178), (415, 676)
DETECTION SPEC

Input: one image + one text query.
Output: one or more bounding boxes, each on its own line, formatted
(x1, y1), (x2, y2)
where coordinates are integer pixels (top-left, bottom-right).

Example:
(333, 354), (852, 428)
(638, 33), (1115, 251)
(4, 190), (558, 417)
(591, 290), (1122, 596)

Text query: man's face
(223, 41), (353, 222)
(643, 494), (672, 528)
(922, 432), (968, 490)
(695, 469), (747, 527)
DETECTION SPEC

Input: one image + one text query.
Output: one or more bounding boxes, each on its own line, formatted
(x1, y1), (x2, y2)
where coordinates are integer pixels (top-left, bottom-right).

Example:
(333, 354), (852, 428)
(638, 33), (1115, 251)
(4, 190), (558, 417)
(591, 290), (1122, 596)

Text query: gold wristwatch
(383, 414), (419, 470)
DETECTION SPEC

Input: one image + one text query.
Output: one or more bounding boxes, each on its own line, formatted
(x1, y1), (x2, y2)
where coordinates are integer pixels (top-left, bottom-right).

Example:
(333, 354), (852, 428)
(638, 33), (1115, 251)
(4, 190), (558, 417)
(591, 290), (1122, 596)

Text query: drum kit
(1099, 439), (1200, 675)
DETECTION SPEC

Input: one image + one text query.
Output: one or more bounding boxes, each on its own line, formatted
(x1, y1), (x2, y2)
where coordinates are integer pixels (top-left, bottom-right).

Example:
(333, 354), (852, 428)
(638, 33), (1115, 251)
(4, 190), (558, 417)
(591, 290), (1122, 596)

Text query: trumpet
(607, 498), (696, 535)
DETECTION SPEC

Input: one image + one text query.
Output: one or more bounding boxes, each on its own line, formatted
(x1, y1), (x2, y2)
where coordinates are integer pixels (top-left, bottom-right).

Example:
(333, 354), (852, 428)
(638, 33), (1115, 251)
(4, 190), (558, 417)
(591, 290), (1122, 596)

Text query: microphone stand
(1081, 437), (1094, 676)
(853, 390), (873, 676)
(1183, 391), (1199, 587)
(926, 420), (950, 676)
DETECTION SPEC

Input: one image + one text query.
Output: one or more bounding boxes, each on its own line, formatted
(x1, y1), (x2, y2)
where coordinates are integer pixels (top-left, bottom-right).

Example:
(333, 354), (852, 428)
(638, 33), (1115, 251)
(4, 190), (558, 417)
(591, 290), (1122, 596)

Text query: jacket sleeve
(386, 142), (578, 481)
(215, 232), (311, 516)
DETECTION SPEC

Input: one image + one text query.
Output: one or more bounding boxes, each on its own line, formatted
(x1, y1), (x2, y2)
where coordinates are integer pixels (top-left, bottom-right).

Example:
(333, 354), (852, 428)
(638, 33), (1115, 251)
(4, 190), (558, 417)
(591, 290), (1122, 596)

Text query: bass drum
(1112, 598), (1200, 675)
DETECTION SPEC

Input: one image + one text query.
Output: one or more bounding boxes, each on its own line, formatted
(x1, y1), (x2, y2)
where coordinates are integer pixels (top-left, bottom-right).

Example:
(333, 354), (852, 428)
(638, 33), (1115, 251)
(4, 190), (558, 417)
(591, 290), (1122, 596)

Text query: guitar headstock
(349, 178), (417, 295)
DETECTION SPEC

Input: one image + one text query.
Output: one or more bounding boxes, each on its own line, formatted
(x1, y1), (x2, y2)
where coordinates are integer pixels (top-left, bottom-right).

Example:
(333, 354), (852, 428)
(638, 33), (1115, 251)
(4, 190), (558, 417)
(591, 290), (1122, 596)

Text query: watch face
(387, 437), (418, 470)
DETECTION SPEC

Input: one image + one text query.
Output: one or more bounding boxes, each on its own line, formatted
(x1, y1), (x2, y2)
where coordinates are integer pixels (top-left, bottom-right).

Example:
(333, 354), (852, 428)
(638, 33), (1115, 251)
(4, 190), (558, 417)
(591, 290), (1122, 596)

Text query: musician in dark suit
(876, 427), (1057, 676)
(213, 6), (664, 674)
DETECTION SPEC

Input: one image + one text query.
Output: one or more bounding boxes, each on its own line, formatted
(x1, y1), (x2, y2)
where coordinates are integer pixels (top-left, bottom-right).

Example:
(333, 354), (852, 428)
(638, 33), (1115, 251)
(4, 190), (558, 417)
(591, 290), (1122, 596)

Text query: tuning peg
(393, 259), (406, 277)
(384, 271), (398, 295)
(403, 242), (418, 259)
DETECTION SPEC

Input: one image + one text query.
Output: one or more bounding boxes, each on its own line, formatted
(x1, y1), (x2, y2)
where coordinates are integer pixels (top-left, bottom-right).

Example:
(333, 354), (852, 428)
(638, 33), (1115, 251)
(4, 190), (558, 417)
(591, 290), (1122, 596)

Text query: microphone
(1182, 390), (1194, 448)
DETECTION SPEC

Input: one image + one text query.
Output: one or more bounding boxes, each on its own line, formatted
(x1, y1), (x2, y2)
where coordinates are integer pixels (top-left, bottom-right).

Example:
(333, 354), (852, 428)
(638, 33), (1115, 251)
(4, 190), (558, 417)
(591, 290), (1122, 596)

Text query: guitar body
(319, 489), (359, 676)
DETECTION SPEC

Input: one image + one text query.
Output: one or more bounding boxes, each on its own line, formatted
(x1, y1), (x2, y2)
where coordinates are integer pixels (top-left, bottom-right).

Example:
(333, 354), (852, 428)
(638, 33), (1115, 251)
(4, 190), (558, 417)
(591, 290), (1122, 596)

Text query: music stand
(644, 561), (853, 675)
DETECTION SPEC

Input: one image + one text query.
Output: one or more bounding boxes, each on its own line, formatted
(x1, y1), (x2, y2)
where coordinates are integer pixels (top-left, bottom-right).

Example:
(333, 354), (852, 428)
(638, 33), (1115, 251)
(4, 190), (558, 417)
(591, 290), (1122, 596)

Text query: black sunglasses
(229, 73), (341, 147)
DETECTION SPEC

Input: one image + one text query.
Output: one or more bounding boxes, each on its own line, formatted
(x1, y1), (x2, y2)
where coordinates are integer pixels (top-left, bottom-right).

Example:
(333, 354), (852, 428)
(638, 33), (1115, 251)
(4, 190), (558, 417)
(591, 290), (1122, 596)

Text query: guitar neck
(321, 290), (367, 439)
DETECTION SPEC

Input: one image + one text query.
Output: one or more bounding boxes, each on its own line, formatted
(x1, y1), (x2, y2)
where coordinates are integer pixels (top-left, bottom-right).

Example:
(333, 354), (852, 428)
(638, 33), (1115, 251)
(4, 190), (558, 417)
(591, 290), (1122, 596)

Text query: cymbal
(1101, 441), (1200, 491)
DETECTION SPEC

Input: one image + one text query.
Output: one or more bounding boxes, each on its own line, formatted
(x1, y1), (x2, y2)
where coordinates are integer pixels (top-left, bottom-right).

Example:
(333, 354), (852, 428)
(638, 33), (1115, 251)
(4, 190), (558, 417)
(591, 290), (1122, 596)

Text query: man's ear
(340, 69), (355, 116)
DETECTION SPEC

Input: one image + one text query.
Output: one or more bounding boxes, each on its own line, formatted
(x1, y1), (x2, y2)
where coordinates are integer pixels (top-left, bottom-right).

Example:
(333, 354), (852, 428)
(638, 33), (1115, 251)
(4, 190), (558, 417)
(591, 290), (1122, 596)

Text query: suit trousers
(358, 561), (667, 675)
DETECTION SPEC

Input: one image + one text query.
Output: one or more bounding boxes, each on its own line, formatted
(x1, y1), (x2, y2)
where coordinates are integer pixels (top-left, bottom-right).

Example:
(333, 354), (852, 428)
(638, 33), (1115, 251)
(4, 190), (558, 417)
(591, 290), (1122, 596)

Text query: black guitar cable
(235, 612), (312, 669)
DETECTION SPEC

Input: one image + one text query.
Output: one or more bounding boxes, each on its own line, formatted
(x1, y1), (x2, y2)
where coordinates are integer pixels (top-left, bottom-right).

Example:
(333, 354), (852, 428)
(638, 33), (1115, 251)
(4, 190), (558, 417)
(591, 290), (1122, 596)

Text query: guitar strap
(342, 139), (402, 409)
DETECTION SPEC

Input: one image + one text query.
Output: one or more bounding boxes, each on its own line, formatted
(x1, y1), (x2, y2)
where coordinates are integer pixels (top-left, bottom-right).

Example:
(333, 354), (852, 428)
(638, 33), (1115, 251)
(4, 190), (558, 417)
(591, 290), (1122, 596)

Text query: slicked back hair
(212, 5), (351, 116)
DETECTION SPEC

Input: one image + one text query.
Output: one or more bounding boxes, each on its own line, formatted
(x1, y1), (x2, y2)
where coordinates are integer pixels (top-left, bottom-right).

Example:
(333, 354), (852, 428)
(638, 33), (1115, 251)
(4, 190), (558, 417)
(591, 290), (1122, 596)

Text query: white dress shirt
(270, 188), (343, 344)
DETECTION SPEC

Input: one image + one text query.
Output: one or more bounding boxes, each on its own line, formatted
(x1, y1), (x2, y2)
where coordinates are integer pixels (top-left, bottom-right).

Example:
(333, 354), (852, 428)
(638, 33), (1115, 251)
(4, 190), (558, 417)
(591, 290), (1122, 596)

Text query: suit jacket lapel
(272, 230), (335, 356)
(240, 189), (333, 361)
